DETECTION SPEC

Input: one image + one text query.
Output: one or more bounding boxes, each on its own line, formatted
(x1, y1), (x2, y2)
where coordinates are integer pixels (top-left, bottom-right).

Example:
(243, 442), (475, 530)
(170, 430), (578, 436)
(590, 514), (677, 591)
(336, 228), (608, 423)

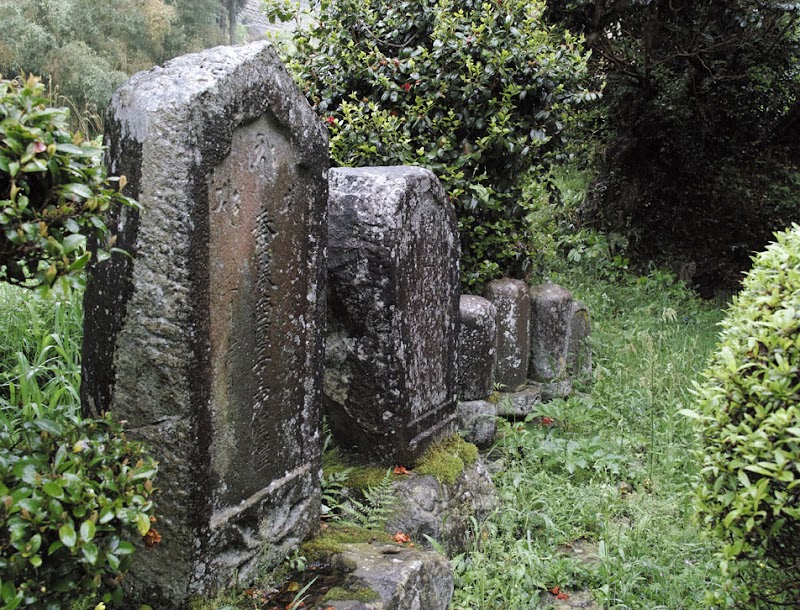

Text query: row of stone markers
(80, 41), (589, 608)
(457, 281), (592, 447)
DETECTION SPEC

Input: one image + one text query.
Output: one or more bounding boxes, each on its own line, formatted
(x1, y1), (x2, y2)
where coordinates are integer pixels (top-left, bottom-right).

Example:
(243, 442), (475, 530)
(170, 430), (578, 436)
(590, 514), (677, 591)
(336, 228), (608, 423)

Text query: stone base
(325, 543), (453, 610)
(495, 385), (543, 418)
(385, 459), (498, 555)
(540, 378), (573, 401)
(457, 400), (497, 448)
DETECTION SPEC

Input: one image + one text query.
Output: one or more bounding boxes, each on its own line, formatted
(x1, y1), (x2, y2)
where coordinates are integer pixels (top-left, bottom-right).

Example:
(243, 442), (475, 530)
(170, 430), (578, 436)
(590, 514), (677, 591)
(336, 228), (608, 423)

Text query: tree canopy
(546, 0), (800, 286)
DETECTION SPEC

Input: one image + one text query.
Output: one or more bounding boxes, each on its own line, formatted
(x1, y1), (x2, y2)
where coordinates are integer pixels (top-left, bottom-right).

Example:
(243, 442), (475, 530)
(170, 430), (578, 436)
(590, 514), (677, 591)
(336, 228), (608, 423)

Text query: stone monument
(81, 42), (328, 605)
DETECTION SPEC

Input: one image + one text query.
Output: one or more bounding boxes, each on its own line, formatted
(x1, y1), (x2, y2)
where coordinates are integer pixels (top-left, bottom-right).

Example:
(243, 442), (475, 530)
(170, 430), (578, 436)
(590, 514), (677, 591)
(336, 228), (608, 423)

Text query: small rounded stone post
(484, 278), (530, 392)
(529, 283), (573, 398)
(456, 295), (498, 446)
(567, 300), (592, 379)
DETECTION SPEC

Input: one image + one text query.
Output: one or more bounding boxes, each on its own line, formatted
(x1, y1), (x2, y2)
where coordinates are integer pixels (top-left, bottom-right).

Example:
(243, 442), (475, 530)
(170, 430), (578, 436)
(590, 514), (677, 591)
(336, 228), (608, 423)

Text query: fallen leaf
(541, 417), (555, 426)
(557, 592), (570, 600)
(393, 531), (411, 543)
(286, 581), (300, 592)
(143, 528), (161, 547)
(393, 465), (410, 475)
(549, 586), (560, 595)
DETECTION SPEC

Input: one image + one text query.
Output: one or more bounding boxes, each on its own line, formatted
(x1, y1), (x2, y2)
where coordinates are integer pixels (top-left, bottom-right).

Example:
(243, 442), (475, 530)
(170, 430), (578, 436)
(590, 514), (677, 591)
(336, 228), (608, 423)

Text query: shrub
(688, 224), (800, 607)
(0, 413), (157, 609)
(286, 0), (592, 289)
(0, 75), (138, 294)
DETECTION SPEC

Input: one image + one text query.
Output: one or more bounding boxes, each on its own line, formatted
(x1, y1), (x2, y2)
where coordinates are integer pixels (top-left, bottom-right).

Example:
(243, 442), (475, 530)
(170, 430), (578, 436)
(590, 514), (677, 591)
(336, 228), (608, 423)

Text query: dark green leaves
(0, 414), (158, 609)
(0, 75), (140, 294)
(287, 0), (592, 289)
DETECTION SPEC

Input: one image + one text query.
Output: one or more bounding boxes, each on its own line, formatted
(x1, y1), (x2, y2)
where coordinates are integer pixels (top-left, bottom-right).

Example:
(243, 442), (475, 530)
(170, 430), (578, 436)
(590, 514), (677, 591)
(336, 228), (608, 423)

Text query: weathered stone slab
(529, 283), (573, 383)
(81, 42), (328, 605)
(325, 166), (460, 465)
(457, 400), (497, 448)
(326, 543), (454, 610)
(495, 385), (542, 418)
(568, 300), (592, 380)
(457, 295), (497, 401)
(484, 278), (530, 392)
(385, 460), (499, 555)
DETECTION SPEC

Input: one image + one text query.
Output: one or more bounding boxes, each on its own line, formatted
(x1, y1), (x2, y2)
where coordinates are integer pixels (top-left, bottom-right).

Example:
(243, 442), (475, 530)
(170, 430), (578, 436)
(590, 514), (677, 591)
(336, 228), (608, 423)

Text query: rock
(567, 300), (592, 380)
(457, 400), (497, 448)
(457, 295), (497, 401)
(495, 385), (543, 418)
(484, 278), (530, 392)
(81, 42), (328, 605)
(325, 167), (460, 465)
(385, 459), (498, 555)
(529, 283), (572, 386)
(325, 542), (454, 610)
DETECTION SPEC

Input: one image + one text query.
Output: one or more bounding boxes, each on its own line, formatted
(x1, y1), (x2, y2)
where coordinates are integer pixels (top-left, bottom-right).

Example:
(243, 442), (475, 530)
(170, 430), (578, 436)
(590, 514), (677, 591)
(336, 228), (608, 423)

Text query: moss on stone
(413, 434), (479, 485)
(323, 446), (393, 490)
(301, 524), (392, 561)
(323, 585), (381, 603)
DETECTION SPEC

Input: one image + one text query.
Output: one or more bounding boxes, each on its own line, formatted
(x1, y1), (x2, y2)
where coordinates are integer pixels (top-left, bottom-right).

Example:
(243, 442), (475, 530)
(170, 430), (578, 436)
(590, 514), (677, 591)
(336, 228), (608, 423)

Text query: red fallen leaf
(557, 592), (570, 600)
(393, 531), (411, 543)
(143, 528), (162, 547)
(549, 586), (560, 595)
(541, 417), (555, 426)
(393, 465), (410, 475)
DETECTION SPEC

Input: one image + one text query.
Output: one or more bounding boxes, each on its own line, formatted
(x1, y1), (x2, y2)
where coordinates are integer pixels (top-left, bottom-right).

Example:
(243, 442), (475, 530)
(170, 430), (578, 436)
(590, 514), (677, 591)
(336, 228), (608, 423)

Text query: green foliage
(0, 76), (138, 293)
(414, 435), (478, 485)
(0, 413), (157, 609)
(452, 251), (725, 608)
(546, 1), (800, 282)
(688, 224), (800, 607)
(337, 469), (396, 530)
(286, 0), (592, 288)
(0, 0), (228, 130)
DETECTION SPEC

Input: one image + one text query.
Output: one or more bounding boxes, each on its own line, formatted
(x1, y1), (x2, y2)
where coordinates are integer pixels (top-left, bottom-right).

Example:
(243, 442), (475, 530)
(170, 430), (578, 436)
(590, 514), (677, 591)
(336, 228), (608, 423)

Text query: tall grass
(0, 283), (83, 433)
(451, 263), (727, 609)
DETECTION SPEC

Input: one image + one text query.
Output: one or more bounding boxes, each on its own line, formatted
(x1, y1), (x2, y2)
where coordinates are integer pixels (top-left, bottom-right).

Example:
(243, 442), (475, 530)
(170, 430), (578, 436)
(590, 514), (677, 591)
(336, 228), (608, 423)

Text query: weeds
(452, 260), (726, 609)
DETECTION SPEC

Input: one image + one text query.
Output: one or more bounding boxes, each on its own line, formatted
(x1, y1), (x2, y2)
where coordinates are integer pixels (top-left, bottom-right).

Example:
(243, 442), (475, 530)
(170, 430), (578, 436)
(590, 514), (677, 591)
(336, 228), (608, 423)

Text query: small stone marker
(484, 278), (530, 392)
(457, 399), (497, 447)
(494, 385), (543, 418)
(324, 166), (460, 465)
(529, 283), (575, 399)
(457, 295), (497, 401)
(568, 300), (592, 379)
(81, 42), (328, 605)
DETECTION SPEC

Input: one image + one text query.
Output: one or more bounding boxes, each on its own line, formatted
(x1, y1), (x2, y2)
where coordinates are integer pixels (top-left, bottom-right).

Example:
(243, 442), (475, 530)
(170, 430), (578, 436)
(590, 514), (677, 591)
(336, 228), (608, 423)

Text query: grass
(451, 261), (727, 609)
(0, 218), (732, 608)
(0, 282), (83, 430)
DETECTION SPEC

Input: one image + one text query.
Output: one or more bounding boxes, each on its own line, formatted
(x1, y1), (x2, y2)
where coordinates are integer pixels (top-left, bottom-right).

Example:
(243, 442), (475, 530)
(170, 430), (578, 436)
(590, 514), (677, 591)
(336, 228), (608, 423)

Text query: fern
(337, 469), (396, 530)
(321, 467), (352, 518)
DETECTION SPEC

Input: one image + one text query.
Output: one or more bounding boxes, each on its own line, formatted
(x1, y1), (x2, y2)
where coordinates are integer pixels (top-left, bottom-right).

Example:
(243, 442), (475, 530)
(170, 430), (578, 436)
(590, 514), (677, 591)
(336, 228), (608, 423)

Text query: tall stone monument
(81, 42), (328, 605)
(324, 167), (460, 465)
